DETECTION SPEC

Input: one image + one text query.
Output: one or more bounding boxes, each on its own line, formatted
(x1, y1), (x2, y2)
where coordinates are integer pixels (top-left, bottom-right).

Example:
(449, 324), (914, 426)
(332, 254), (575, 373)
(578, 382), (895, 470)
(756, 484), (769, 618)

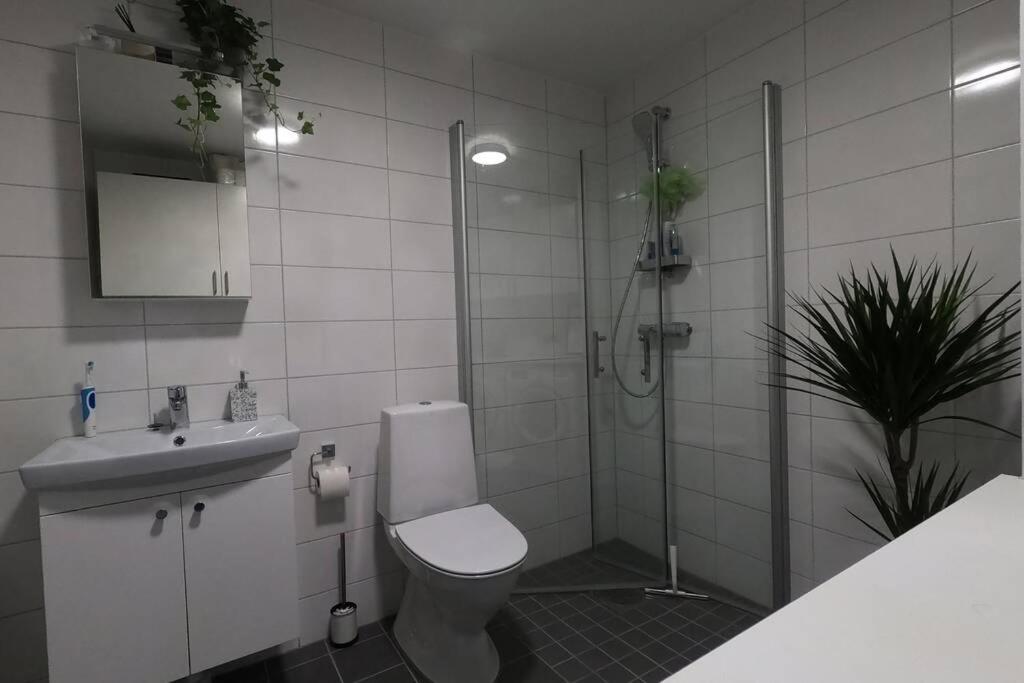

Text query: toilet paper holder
(308, 444), (350, 493)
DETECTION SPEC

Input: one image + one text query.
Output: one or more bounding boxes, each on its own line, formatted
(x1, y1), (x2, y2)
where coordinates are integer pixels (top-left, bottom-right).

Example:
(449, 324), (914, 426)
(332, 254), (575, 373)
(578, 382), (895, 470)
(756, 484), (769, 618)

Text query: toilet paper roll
(314, 464), (350, 500)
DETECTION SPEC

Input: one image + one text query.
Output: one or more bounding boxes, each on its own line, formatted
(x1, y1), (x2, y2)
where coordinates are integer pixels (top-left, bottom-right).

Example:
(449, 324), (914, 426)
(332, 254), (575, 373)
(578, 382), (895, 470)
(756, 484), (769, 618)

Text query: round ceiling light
(471, 142), (509, 166)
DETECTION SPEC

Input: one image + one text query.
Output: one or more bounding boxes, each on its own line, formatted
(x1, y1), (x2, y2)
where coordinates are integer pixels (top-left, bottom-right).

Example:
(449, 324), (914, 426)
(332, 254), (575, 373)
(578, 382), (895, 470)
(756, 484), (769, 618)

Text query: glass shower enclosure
(449, 81), (790, 613)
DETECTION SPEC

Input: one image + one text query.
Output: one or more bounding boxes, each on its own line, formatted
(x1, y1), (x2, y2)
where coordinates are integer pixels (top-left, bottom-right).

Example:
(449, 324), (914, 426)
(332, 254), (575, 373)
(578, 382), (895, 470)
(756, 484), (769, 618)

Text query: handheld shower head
(632, 106), (671, 170)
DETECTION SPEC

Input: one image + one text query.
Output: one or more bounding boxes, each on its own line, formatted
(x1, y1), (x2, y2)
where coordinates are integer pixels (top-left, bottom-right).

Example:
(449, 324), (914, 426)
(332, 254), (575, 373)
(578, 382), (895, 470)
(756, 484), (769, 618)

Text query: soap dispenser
(229, 370), (257, 422)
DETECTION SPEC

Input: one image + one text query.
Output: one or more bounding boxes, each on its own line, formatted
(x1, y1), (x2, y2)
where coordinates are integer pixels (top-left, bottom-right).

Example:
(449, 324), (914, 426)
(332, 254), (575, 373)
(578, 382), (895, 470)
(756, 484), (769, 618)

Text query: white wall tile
(274, 97), (387, 167)
(478, 230), (551, 276)
(707, 29), (804, 105)
(0, 40), (77, 121)
(475, 94), (548, 152)
(953, 68), (1021, 156)
(248, 207), (282, 265)
(281, 211), (390, 269)
(384, 70), (473, 130)
(808, 160), (952, 247)
(480, 318), (554, 363)
(397, 365), (459, 403)
(954, 219), (1021, 293)
(274, 40), (385, 115)
(0, 112), (82, 189)
(0, 326), (146, 400)
(806, 0), (951, 76)
(708, 153), (765, 215)
(390, 221), (454, 272)
(389, 171), (452, 224)
(286, 321), (394, 376)
(386, 121), (450, 177)
(546, 79), (605, 125)
(807, 92), (952, 190)
(146, 323), (285, 386)
(954, 143), (1020, 226)
(708, 0), (804, 71)
(288, 372), (396, 431)
(283, 267), (393, 321)
(279, 154), (389, 218)
(952, 0), (1019, 85)
(245, 148), (280, 208)
(476, 185), (550, 234)
(635, 40), (706, 108)
(473, 56), (546, 109)
(710, 257), (766, 310)
(273, 0), (382, 64)
(806, 24), (951, 133)
(0, 257), (141, 327)
(383, 26), (472, 89)
(394, 319), (457, 368)
(392, 271), (455, 319)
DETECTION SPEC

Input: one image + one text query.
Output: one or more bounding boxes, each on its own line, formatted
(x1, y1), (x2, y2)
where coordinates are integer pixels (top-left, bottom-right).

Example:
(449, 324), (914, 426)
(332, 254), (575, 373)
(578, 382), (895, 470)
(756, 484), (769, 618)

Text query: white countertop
(666, 474), (1024, 682)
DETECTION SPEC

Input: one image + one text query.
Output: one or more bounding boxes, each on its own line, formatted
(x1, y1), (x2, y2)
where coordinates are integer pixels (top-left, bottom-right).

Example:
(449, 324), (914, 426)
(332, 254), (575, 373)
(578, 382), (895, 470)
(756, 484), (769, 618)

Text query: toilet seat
(393, 504), (527, 577)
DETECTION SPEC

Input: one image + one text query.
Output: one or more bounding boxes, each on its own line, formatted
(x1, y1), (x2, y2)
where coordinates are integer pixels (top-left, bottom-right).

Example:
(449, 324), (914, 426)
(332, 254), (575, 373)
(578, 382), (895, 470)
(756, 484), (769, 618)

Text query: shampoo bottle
(81, 361), (97, 438)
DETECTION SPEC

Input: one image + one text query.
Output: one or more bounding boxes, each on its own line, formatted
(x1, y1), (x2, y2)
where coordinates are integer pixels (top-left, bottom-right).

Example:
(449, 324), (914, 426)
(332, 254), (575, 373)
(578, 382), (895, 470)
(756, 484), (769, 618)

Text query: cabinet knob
(194, 502), (205, 512)
(155, 509), (168, 520)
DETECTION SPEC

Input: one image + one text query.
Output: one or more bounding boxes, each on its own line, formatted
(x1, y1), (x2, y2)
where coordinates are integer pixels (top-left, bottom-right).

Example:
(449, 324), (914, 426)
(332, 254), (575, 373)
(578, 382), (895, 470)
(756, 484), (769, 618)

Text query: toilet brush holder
(329, 532), (359, 647)
(330, 601), (358, 647)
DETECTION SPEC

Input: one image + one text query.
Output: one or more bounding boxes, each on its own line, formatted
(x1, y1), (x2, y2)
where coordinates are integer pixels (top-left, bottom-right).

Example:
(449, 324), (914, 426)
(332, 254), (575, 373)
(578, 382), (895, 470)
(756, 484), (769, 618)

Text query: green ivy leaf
(172, 94), (191, 110)
(262, 72), (281, 87)
(265, 57), (284, 72)
(296, 111), (304, 121)
(300, 120), (314, 135)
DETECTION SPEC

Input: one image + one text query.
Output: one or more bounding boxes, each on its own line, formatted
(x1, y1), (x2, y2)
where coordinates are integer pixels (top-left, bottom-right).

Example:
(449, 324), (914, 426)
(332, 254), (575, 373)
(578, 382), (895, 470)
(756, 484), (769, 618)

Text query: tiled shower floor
(517, 541), (664, 590)
(212, 590), (761, 683)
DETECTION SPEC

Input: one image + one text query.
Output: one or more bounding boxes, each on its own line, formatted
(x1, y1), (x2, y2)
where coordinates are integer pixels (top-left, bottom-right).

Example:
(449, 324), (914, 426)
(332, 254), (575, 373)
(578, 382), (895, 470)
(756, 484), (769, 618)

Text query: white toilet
(377, 400), (528, 683)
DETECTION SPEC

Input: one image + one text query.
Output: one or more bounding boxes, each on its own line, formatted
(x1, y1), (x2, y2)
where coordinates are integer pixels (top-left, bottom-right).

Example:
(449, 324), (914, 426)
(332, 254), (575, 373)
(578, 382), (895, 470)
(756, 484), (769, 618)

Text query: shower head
(633, 106), (671, 171)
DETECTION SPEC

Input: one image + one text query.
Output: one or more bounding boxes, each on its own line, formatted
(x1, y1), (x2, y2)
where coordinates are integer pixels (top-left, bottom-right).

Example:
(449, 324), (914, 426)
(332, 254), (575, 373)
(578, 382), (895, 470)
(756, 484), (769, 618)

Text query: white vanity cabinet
(38, 470), (297, 683)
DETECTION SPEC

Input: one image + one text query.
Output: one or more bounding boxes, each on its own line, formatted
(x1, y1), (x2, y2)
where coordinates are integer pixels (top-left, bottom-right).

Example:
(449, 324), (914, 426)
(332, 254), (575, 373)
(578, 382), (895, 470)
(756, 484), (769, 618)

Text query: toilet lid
(394, 504), (528, 576)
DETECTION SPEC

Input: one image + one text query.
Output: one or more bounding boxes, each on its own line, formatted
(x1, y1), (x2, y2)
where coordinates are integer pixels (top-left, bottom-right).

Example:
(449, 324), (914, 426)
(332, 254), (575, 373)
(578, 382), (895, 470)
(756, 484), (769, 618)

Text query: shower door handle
(591, 331), (606, 378)
(638, 324), (657, 383)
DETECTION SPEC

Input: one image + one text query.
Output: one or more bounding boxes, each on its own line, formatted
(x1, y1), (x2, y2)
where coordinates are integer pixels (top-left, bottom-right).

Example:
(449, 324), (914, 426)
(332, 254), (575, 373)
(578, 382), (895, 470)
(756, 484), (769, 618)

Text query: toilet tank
(377, 401), (478, 525)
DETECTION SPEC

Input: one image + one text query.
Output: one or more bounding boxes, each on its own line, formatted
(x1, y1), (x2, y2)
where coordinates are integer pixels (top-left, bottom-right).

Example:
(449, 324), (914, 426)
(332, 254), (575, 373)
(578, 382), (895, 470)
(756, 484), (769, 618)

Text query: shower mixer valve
(636, 323), (692, 382)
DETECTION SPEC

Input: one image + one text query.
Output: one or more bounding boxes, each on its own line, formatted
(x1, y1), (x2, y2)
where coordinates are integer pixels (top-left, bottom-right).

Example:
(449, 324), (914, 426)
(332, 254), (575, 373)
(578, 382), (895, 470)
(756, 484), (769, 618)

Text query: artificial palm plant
(764, 250), (1020, 541)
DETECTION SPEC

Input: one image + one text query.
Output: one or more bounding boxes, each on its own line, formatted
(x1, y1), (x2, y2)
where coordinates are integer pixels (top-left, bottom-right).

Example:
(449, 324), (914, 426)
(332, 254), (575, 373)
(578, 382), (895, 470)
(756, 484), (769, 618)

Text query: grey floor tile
(267, 656), (339, 683)
(618, 650), (659, 677)
(266, 642), (330, 675)
(595, 661), (634, 683)
(331, 633), (403, 682)
(496, 655), (563, 683)
(536, 642), (573, 667)
(359, 665), (417, 683)
(577, 647), (614, 672)
(553, 656), (592, 682)
(212, 662), (269, 683)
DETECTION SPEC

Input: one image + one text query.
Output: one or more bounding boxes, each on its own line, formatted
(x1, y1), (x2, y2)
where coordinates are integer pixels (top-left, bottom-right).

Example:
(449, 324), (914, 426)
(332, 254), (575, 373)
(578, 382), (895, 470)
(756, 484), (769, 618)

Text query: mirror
(78, 44), (251, 298)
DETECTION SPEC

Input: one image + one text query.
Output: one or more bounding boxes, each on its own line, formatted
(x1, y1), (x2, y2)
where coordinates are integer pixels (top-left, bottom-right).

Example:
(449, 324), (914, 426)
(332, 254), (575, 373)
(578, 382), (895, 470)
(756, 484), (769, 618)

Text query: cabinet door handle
(155, 509), (168, 520)
(212, 270), (218, 295)
(194, 502), (205, 512)
(224, 270), (229, 296)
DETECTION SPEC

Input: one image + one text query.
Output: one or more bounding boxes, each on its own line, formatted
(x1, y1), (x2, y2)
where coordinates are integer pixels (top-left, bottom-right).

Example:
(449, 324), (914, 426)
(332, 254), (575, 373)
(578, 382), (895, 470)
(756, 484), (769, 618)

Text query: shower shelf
(637, 254), (692, 273)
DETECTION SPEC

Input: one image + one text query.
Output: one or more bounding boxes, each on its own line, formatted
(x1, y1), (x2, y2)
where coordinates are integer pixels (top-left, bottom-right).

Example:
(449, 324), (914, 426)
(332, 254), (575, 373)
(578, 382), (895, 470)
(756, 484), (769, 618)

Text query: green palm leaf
(762, 249), (1020, 538)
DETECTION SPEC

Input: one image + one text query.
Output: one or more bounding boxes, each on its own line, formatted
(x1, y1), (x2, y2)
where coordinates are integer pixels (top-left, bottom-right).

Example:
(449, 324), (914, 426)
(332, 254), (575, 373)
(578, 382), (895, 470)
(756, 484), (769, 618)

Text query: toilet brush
(329, 533), (359, 647)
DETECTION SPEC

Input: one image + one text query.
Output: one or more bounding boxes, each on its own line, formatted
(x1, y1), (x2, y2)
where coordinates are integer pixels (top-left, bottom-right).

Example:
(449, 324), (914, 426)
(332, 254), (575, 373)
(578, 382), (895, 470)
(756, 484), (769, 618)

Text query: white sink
(20, 415), (300, 490)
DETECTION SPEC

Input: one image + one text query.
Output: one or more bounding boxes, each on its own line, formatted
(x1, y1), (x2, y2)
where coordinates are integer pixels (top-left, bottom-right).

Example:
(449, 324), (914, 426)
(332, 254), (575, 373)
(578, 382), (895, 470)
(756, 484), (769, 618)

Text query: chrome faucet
(167, 385), (190, 429)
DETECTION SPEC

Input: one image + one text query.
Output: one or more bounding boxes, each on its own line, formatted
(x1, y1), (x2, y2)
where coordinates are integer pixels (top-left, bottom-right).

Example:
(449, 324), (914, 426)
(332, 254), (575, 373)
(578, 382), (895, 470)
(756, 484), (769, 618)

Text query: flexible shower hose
(609, 200), (660, 399)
